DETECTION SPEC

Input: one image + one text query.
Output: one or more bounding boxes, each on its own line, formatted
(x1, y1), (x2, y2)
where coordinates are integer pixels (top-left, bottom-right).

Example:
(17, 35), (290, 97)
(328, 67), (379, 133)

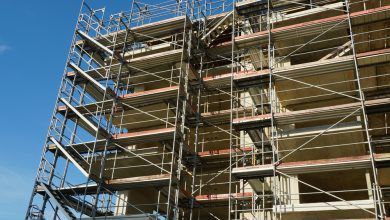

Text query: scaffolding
(26, 0), (390, 219)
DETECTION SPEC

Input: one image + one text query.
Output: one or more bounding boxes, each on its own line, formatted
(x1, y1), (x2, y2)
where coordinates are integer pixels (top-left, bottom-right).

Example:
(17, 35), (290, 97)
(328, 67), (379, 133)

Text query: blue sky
(0, 0), (132, 218)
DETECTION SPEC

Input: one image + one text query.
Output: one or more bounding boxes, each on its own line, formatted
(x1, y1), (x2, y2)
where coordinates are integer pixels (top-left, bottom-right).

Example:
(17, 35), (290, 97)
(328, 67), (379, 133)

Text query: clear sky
(0, 0), (132, 218)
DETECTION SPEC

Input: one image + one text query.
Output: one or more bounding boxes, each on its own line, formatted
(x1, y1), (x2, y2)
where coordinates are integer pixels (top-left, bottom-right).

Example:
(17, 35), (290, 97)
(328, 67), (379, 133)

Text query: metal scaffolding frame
(26, 0), (390, 219)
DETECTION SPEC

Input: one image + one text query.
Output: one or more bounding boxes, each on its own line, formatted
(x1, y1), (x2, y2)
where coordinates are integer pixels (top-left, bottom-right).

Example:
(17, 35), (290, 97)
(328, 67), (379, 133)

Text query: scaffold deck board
(120, 86), (181, 107)
(106, 173), (175, 190)
(67, 49), (185, 81)
(203, 69), (269, 89)
(204, 48), (390, 91)
(48, 127), (178, 153)
(77, 15), (189, 47)
(117, 49), (185, 70)
(200, 107), (253, 125)
(37, 174), (175, 195)
(232, 153), (390, 179)
(112, 127), (178, 145)
(58, 85), (180, 115)
(80, 214), (155, 220)
(233, 97), (390, 130)
(274, 199), (375, 213)
(195, 192), (253, 203)
(212, 5), (390, 51)
(198, 147), (252, 160)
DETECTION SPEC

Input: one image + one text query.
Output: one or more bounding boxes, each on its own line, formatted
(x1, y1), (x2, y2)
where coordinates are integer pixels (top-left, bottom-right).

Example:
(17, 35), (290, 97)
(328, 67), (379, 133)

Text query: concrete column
(114, 191), (128, 215)
(289, 175), (300, 205)
(365, 169), (373, 199)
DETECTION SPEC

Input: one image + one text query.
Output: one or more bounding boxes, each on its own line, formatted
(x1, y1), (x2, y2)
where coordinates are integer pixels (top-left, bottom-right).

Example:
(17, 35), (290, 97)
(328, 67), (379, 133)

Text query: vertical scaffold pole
(344, 0), (384, 219)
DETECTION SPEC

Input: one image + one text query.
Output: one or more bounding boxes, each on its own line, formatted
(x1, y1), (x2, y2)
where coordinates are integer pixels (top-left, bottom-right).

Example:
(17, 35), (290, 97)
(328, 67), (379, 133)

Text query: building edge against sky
(26, 0), (390, 219)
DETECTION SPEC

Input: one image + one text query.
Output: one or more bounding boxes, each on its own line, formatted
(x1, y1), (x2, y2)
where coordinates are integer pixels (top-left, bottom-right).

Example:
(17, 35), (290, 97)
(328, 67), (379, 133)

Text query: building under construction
(26, 0), (390, 219)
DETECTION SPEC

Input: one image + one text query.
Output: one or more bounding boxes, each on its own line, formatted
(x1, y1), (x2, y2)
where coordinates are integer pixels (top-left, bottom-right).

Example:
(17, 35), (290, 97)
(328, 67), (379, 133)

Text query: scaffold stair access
(39, 183), (77, 219)
(202, 11), (235, 46)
